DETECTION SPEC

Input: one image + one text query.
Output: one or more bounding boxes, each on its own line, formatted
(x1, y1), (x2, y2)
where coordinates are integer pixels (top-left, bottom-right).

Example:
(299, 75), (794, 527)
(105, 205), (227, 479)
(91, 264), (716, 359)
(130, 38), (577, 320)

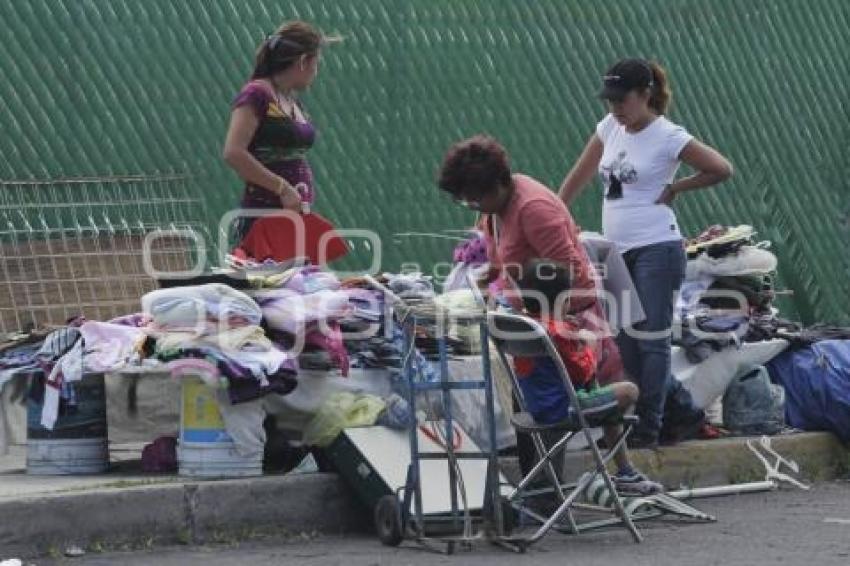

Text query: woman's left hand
(655, 184), (678, 206)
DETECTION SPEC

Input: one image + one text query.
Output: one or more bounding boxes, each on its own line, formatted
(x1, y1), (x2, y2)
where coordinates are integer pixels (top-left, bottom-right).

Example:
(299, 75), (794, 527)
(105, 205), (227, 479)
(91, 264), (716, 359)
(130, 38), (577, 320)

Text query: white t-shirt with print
(596, 113), (693, 252)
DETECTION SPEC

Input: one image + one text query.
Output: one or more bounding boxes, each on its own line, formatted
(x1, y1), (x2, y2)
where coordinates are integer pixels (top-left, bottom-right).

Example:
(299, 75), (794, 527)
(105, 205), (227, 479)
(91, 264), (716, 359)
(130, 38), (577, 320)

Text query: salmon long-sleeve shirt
(480, 174), (625, 385)
(480, 174), (596, 313)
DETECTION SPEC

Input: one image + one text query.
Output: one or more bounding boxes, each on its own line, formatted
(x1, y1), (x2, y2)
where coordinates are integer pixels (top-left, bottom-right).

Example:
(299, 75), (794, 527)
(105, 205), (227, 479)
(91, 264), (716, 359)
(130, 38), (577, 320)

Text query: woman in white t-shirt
(559, 59), (733, 447)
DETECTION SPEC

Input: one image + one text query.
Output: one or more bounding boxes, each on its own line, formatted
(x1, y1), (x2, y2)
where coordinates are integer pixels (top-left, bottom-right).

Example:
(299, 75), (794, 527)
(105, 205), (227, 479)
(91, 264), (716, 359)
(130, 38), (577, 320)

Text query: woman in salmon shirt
(438, 135), (627, 473)
(438, 137), (596, 309)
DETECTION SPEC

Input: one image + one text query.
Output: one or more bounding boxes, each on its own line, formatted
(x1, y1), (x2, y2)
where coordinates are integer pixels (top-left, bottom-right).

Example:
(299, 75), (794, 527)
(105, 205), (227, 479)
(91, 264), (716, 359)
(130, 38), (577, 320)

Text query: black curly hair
(437, 135), (512, 202)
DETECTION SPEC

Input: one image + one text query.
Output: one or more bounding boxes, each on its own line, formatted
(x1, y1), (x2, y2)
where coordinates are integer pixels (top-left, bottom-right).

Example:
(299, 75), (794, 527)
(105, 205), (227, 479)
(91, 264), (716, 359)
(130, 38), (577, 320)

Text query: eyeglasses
(449, 195), (482, 210)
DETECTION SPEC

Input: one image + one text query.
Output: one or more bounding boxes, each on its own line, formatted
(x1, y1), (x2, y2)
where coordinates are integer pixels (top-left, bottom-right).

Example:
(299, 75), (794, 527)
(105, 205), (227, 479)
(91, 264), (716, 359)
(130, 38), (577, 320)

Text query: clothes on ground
(142, 281), (305, 404)
(0, 342), (44, 390)
(155, 325), (273, 353)
(281, 265), (341, 294)
(255, 266), (354, 375)
(166, 358), (223, 388)
(141, 436), (178, 473)
(668, 223), (850, 437)
(672, 338), (790, 411)
(304, 324), (349, 377)
(677, 314), (750, 364)
(673, 224), (788, 408)
(108, 313), (153, 328)
(1, 325), (143, 430)
(700, 275), (774, 311)
(158, 345), (296, 404)
(686, 245), (777, 279)
(11, 328), (84, 430)
(79, 321), (148, 372)
(374, 393), (414, 430)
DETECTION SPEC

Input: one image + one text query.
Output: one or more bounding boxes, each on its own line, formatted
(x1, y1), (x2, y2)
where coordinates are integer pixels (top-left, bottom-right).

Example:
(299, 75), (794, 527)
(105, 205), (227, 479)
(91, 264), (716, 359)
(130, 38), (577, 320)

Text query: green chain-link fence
(1, 0), (847, 330)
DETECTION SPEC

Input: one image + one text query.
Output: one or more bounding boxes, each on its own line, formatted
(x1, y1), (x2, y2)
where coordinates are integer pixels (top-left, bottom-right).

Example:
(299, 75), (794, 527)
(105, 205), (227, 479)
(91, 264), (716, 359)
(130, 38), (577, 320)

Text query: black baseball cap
(599, 58), (654, 101)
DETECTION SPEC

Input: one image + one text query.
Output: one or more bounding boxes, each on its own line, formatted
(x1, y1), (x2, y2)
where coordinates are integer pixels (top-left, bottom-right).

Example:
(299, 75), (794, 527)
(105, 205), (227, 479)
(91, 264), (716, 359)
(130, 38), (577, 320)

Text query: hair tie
(265, 33), (304, 54)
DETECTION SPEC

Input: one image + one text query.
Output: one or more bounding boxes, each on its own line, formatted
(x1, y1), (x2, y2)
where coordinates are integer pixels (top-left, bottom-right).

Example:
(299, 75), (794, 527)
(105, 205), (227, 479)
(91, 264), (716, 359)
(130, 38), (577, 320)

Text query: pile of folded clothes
(143, 283), (298, 403)
(675, 224), (798, 363)
(252, 265), (353, 376)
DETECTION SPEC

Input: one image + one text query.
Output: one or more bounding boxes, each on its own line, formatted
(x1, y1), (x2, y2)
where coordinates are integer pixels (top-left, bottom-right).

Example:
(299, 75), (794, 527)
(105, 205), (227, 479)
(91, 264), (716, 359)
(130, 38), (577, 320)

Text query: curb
(499, 431), (849, 488)
(0, 473), (367, 558)
(1, 432), (847, 558)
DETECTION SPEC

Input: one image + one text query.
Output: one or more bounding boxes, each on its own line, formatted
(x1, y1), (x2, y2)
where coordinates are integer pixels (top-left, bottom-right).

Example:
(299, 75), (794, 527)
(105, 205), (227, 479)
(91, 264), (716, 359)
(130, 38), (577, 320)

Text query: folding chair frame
(486, 310), (643, 548)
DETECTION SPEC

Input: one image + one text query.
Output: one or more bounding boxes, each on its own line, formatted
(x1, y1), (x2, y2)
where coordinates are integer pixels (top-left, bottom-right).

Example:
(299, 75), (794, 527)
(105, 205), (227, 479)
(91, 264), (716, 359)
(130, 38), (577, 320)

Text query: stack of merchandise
(675, 224), (798, 363)
(143, 283), (298, 403)
(339, 275), (441, 385)
(671, 224), (850, 440)
(0, 317), (149, 430)
(251, 265), (353, 376)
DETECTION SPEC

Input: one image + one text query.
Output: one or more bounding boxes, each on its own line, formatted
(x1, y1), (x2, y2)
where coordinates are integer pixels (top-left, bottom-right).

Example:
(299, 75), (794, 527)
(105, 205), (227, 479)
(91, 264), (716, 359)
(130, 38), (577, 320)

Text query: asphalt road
(30, 481), (850, 566)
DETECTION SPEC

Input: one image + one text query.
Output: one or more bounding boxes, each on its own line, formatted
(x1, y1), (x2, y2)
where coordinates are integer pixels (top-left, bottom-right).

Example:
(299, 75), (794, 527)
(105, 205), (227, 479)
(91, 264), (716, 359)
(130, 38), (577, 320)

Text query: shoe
(698, 422), (724, 440)
(613, 469), (663, 495)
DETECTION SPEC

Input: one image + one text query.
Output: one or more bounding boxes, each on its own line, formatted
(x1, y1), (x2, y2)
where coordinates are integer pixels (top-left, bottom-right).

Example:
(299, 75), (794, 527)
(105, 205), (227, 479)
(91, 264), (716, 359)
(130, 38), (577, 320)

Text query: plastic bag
(722, 366), (785, 435)
(302, 392), (386, 447)
(766, 339), (850, 442)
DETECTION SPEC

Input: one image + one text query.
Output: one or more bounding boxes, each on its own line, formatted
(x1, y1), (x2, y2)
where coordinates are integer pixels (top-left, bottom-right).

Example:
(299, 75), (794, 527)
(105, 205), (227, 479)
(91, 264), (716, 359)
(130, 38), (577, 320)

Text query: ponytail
(648, 61), (672, 115)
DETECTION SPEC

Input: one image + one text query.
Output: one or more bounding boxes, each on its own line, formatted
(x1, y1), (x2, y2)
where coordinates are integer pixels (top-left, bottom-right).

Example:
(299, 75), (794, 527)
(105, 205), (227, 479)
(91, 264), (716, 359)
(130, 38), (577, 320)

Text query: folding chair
(486, 310), (643, 548)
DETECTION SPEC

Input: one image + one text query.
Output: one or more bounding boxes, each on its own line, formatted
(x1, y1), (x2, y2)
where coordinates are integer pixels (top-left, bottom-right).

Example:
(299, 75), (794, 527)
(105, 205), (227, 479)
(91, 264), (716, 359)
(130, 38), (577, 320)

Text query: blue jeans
(617, 240), (700, 436)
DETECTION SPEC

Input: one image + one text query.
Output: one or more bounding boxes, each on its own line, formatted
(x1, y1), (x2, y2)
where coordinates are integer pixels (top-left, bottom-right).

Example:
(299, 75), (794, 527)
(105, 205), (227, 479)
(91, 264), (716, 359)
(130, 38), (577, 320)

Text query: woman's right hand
(279, 185), (302, 213)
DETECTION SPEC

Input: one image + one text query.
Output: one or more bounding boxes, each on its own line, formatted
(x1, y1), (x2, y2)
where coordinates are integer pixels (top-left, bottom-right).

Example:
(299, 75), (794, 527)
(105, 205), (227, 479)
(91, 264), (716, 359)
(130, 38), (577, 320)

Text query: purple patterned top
(232, 81), (317, 208)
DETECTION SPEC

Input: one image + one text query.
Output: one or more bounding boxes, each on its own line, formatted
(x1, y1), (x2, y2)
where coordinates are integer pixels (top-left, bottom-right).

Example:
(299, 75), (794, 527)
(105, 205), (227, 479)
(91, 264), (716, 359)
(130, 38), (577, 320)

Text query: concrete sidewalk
(1, 433), (848, 558)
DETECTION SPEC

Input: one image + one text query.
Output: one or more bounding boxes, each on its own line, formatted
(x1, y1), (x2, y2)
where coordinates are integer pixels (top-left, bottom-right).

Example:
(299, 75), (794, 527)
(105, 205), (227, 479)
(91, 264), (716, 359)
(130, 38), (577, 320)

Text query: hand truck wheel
(375, 494), (404, 547)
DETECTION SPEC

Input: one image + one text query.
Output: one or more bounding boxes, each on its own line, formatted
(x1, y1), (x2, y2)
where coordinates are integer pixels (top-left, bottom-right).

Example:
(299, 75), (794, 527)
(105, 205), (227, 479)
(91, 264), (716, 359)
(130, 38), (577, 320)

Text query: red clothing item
(514, 316), (596, 387)
(235, 212), (348, 265)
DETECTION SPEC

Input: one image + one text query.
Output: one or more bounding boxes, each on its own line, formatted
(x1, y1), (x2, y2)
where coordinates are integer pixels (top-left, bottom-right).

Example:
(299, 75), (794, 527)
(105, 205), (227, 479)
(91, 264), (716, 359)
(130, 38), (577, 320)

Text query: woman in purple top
(223, 21), (338, 241)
